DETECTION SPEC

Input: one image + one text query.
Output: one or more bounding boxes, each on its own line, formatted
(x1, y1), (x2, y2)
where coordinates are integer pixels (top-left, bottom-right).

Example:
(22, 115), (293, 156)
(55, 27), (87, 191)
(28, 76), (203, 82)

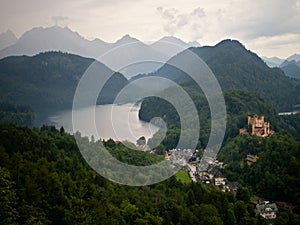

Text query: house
(164, 152), (170, 160)
(246, 154), (259, 166)
(208, 167), (227, 186)
(211, 160), (225, 168)
(197, 169), (214, 184)
(223, 182), (241, 192)
(255, 202), (278, 219)
(196, 166), (227, 186)
(215, 177), (227, 186)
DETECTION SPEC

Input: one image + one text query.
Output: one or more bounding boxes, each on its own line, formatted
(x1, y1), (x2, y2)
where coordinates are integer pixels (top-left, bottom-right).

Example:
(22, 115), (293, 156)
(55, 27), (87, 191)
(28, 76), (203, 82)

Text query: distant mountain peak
(149, 36), (201, 59)
(20, 26), (43, 37)
(0, 29), (17, 38)
(159, 36), (185, 42)
(156, 36), (200, 48)
(0, 29), (18, 50)
(4, 29), (15, 36)
(115, 34), (139, 44)
(216, 39), (245, 48)
(188, 41), (201, 47)
(287, 53), (300, 62)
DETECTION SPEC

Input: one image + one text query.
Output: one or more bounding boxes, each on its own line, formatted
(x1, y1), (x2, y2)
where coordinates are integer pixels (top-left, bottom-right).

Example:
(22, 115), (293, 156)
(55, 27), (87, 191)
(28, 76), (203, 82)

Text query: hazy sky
(0, 0), (300, 58)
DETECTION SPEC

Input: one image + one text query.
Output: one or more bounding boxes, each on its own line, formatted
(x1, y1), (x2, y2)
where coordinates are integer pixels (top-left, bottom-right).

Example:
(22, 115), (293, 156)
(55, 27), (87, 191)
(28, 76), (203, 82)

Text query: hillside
(140, 39), (300, 111)
(0, 52), (128, 122)
(280, 60), (300, 79)
(0, 102), (34, 126)
(140, 88), (300, 205)
(140, 89), (285, 150)
(218, 133), (300, 205)
(1, 123), (299, 224)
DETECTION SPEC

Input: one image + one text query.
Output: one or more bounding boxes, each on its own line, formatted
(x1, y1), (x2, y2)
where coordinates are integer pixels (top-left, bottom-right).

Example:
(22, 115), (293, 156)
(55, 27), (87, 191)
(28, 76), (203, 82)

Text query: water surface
(49, 103), (159, 143)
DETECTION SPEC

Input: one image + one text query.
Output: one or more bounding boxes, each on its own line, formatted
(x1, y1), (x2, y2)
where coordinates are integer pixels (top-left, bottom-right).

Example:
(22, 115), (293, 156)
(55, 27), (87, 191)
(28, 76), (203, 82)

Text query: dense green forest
(0, 102), (34, 126)
(218, 133), (300, 205)
(142, 39), (300, 111)
(140, 89), (300, 209)
(1, 123), (300, 225)
(140, 90), (290, 149)
(0, 52), (129, 123)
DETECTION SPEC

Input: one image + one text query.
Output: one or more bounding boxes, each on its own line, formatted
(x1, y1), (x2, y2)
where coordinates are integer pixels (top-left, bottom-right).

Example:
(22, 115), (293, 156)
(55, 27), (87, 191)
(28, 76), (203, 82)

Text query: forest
(218, 133), (300, 205)
(0, 52), (129, 123)
(143, 39), (300, 112)
(1, 123), (300, 225)
(140, 89), (298, 150)
(0, 40), (300, 224)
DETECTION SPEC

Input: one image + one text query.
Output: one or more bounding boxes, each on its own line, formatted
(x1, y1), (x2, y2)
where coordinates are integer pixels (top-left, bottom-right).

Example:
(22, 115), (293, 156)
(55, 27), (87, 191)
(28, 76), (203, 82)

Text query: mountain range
(136, 39), (300, 112)
(0, 28), (300, 124)
(261, 56), (285, 68)
(2, 26), (299, 80)
(279, 60), (300, 79)
(263, 54), (300, 79)
(0, 26), (200, 77)
(263, 54), (300, 67)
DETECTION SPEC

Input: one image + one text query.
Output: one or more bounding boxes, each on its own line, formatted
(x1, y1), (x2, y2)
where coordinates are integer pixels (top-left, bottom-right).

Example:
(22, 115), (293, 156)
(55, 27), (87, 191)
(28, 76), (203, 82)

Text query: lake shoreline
(48, 103), (159, 143)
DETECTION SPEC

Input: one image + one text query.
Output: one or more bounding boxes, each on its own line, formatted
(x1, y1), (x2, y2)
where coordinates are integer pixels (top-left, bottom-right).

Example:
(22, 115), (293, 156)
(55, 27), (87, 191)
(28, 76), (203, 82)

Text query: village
(131, 114), (280, 219)
(160, 114), (278, 219)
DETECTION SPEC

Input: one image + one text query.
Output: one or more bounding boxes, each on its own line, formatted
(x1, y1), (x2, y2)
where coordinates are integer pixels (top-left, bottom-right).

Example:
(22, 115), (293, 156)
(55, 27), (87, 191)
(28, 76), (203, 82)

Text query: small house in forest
(255, 202), (278, 219)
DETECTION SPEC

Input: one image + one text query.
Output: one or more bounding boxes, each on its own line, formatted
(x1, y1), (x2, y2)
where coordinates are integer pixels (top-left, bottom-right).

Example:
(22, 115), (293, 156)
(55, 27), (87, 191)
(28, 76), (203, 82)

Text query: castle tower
(245, 114), (272, 137)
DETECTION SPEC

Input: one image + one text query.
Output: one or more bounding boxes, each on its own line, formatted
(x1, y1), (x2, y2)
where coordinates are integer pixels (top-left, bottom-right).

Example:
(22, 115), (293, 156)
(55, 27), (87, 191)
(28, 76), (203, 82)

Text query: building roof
(246, 154), (258, 163)
(208, 167), (224, 178)
(255, 203), (278, 214)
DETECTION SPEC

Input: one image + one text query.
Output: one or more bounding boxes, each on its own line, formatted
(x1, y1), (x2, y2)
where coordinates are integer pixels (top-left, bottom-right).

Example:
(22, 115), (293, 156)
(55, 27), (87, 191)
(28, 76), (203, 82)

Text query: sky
(0, 0), (300, 58)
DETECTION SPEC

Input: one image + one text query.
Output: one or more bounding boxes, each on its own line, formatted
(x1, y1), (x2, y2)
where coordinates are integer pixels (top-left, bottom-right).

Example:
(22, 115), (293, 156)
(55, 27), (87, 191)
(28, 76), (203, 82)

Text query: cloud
(1, 0), (300, 57)
(51, 16), (69, 26)
(161, 8), (178, 20)
(223, 0), (300, 39)
(247, 33), (300, 57)
(191, 7), (205, 18)
(254, 33), (300, 47)
(157, 6), (206, 38)
(80, 0), (143, 9)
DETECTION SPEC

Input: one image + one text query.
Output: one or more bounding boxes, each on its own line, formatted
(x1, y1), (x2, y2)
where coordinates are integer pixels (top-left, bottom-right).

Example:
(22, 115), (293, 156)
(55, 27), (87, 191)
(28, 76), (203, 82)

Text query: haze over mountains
(0, 37), (299, 125)
(262, 54), (300, 79)
(0, 30), (17, 50)
(1, 26), (299, 79)
(0, 25), (299, 125)
(261, 56), (285, 68)
(263, 54), (300, 67)
(0, 26), (200, 77)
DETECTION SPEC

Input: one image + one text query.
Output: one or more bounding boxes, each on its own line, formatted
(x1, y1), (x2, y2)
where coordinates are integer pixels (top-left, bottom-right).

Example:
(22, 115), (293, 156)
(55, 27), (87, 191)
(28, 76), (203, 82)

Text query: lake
(49, 103), (159, 143)
(278, 111), (300, 116)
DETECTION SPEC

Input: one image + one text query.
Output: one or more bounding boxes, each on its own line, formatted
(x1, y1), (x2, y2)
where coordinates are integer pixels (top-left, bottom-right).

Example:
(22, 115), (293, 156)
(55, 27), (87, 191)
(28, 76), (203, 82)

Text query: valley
(0, 25), (300, 224)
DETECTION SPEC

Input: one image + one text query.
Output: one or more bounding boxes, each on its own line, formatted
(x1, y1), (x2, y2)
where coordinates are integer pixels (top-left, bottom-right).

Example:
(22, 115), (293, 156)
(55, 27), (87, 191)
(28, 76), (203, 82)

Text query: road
(187, 163), (197, 182)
